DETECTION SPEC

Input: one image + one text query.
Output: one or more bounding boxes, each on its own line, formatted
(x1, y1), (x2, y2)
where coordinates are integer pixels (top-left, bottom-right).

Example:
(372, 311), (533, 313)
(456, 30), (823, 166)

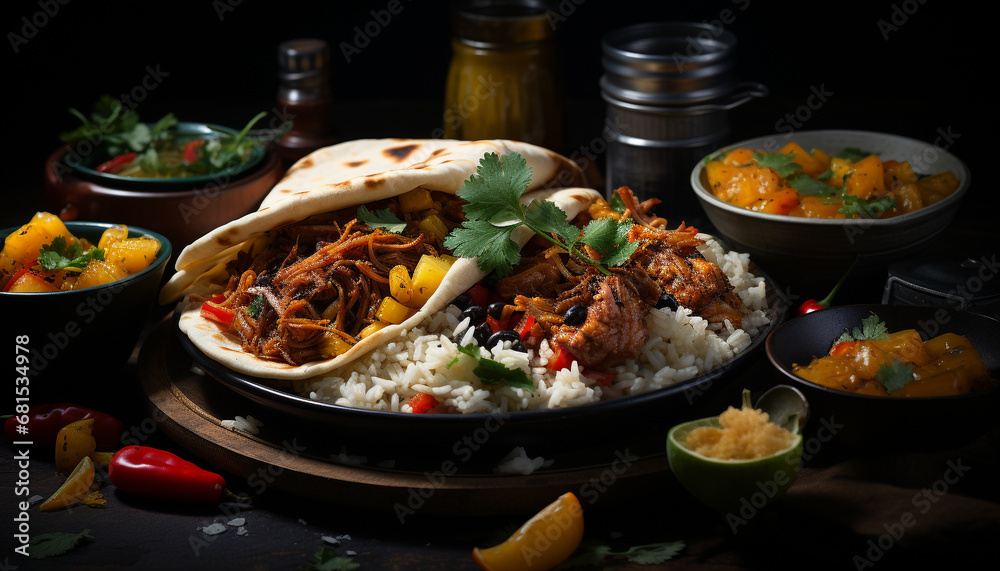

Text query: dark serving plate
(176, 268), (787, 463)
(766, 304), (1000, 453)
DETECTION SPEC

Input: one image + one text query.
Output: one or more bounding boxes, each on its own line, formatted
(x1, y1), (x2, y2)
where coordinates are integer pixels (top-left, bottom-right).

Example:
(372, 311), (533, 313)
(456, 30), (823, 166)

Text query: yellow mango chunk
(104, 236), (161, 274)
(74, 260), (129, 290)
(376, 296), (416, 324)
(97, 224), (129, 250)
(398, 188), (434, 213)
(407, 255), (454, 308)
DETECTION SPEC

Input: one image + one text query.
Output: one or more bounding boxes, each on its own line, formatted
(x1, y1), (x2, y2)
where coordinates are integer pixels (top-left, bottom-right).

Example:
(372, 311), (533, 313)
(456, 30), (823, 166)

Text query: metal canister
(601, 22), (766, 221)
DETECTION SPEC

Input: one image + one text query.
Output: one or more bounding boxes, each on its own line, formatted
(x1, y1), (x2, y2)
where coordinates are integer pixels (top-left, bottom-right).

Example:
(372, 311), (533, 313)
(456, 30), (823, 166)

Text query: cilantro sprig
(357, 205), (407, 233)
(556, 539), (685, 568)
(448, 343), (534, 390)
(38, 236), (104, 272)
(29, 529), (94, 559)
(444, 152), (636, 277)
(876, 359), (915, 392)
(839, 194), (897, 218)
(834, 312), (889, 344)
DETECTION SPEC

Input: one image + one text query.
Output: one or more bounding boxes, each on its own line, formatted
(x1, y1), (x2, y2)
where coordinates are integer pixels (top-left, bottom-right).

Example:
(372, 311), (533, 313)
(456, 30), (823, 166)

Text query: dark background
(3, 0), (992, 230)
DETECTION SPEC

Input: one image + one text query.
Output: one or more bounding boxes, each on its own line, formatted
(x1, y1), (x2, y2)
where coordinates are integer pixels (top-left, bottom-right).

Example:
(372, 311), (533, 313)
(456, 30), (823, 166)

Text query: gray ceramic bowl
(0, 221), (171, 401)
(690, 130), (971, 289)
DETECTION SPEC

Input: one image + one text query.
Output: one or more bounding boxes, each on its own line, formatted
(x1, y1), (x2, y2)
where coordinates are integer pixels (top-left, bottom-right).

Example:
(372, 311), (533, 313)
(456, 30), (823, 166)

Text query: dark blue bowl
(1, 221), (171, 402)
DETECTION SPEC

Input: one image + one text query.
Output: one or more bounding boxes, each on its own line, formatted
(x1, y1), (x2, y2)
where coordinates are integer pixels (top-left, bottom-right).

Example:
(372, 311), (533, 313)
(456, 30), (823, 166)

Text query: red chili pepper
(486, 315), (507, 334)
(109, 446), (235, 504)
(2, 263), (36, 292)
(95, 152), (137, 173)
(830, 341), (857, 357)
(517, 315), (535, 340)
(4, 403), (122, 449)
(409, 393), (438, 414)
(467, 285), (488, 309)
(200, 301), (236, 327)
(797, 255), (859, 316)
(546, 346), (577, 372)
(183, 139), (205, 163)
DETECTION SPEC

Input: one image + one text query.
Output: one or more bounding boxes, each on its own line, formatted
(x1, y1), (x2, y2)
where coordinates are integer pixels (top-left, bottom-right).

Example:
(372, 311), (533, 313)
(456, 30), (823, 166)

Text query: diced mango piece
(104, 236), (160, 274)
(318, 331), (354, 358)
(398, 188), (434, 213)
(407, 255), (454, 308)
(376, 296), (416, 324)
(844, 155), (885, 199)
(0, 212), (75, 285)
(97, 225), (129, 250)
(359, 321), (388, 339)
(777, 142), (826, 177)
(828, 157), (853, 188)
(74, 260), (129, 290)
(418, 214), (449, 242)
(389, 265), (413, 305)
(6, 270), (60, 293)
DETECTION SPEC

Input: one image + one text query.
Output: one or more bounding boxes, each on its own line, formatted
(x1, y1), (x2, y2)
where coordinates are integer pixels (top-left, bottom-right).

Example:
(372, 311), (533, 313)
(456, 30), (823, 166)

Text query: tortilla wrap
(160, 138), (599, 380)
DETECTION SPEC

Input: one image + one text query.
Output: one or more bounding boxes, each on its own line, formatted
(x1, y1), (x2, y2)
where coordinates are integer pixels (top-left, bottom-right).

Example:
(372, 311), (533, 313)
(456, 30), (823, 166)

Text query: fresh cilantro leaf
(608, 191), (627, 214)
(302, 547), (359, 571)
(444, 221), (521, 277)
(29, 529), (94, 559)
(579, 217), (638, 268)
(788, 173), (838, 197)
(754, 152), (801, 178)
(555, 539), (685, 569)
(837, 147), (874, 162)
(524, 199), (581, 247)
(839, 195), (896, 218)
(876, 359), (915, 392)
(446, 151), (631, 277)
(357, 205), (407, 233)
(449, 343), (534, 390)
(835, 312), (890, 343)
(459, 151), (532, 224)
(37, 236), (104, 271)
(150, 113), (179, 140)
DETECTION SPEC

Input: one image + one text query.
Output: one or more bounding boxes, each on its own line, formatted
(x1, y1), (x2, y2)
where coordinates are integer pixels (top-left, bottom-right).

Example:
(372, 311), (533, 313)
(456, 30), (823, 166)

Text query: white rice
(294, 235), (770, 414)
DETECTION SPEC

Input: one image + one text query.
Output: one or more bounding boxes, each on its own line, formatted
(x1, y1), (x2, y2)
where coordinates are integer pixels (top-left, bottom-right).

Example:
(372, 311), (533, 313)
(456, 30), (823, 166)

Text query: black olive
(563, 305), (588, 326)
(451, 293), (472, 310)
(473, 323), (493, 347)
(511, 341), (526, 353)
(486, 329), (520, 349)
(487, 302), (507, 320)
(460, 305), (487, 325)
(656, 292), (679, 311)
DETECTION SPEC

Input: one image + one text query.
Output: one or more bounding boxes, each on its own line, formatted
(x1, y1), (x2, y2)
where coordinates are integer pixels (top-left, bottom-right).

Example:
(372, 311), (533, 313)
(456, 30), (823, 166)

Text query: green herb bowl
(67, 122), (266, 190)
(0, 222), (171, 402)
(690, 130), (971, 291)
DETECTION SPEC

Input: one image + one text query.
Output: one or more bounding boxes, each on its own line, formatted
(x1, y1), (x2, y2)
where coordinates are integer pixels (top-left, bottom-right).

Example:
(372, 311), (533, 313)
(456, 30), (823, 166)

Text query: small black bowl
(765, 304), (1000, 454)
(1, 221), (171, 402)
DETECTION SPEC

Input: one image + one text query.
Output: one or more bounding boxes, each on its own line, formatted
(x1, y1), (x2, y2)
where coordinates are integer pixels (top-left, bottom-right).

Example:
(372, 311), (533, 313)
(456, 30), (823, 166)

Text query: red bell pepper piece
(2, 263), (36, 292)
(830, 341), (857, 357)
(517, 315), (535, 340)
(486, 315), (507, 334)
(546, 346), (577, 372)
(95, 152), (137, 173)
(408, 392), (438, 414)
(183, 139), (205, 163)
(109, 446), (234, 504)
(4, 403), (123, 449)
(200, 301), (236, 327)
(467, 285), (488, 309)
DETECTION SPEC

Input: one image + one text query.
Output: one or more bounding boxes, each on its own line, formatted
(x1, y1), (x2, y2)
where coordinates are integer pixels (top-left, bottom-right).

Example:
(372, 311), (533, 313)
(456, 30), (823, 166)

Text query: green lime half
(667, 414), (803, 514)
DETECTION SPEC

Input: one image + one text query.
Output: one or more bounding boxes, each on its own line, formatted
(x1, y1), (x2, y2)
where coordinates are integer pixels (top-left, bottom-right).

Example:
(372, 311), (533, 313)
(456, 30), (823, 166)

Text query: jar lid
(452, 0), (553, 46)
(601, 21), (737, 105)
(278, 38), (330, 83)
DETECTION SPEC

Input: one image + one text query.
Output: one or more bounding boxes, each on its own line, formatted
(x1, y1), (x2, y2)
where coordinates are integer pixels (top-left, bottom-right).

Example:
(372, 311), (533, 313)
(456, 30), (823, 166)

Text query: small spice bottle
(443, 0), (563, 151)
(274, 38), (339, 165)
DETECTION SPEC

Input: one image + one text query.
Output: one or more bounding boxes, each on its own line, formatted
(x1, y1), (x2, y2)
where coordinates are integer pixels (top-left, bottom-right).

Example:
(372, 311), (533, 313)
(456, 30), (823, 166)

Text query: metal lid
(452, 0), (553, 47)
(601, 21), (737, 105)
(278, 38), (330, 83)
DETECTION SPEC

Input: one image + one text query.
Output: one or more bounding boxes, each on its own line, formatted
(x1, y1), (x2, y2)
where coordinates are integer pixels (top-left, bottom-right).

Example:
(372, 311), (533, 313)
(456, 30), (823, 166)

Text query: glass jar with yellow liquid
(443, 1), (563, 151)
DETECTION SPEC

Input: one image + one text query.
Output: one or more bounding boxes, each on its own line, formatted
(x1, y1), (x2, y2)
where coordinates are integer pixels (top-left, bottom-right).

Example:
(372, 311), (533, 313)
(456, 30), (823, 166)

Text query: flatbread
(160, 138), (599, 380)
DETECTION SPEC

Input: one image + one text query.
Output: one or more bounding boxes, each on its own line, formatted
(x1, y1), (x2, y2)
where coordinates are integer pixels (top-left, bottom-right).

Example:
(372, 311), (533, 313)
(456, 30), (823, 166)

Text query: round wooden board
(138, 317), (675, 515)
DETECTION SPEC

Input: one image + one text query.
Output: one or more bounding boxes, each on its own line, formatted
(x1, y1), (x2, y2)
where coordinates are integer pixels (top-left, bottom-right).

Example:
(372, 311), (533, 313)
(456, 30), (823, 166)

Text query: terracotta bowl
(44, 144), (284, 257)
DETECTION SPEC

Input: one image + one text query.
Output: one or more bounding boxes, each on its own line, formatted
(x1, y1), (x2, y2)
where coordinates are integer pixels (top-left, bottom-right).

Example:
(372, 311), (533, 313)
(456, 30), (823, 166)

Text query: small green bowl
(68, 122), (265, 189)
(667, 413), (803, 514)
